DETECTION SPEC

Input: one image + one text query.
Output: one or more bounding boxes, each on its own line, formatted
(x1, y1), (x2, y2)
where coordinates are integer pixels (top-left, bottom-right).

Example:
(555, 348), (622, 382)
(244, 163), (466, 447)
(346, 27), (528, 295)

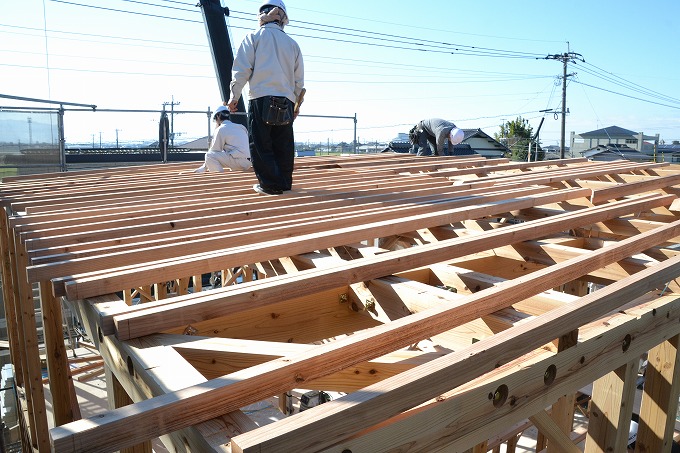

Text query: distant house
(658, 141), (680, 163)
(570, 126), (659, 156)
(180, 137), (210, 150)
(385, 128), (509, 158)
(541, 145), (568, 160)
(581, 143), (654, 162)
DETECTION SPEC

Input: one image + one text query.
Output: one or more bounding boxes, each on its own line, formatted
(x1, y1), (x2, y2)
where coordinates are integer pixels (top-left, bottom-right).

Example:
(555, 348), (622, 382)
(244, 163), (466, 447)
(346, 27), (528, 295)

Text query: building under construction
(2, 153), (680, 452)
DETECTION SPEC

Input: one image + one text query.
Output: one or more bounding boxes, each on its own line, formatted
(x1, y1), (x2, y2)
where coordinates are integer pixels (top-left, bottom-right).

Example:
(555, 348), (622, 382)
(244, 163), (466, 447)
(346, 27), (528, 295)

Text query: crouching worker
(409, 118), (464, 156)
(192, 105), (251, 173)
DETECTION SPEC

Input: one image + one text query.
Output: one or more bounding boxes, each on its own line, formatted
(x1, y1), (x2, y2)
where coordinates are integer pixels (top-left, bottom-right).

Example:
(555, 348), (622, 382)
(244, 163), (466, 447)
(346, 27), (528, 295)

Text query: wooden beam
(529, 410), (582, 453)
(39, 281), (80, 425)
(228, 260), (680, 453)
(0, 209), (23, 384)
(430, 264), (579, 316)
(102, 193), (672, 340)
(67, 295), (255, 452)
(106, 367), (152, 453)
(590, 173), (680, 204)
(32, 185), (563, 284)
(635, 334), (680, 452)
(262, 294), (675, 452)
(49, 227), (680, 452)
(13, 241), (50, 451)
(171, 336), (445, 393)
(584, 359), (638, 453)
(52, 188), (599, 301)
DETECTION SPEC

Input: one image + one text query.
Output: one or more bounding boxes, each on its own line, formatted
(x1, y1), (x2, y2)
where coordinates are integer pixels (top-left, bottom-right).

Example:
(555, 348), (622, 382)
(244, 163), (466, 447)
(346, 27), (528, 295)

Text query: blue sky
(2, 0), (679, 147)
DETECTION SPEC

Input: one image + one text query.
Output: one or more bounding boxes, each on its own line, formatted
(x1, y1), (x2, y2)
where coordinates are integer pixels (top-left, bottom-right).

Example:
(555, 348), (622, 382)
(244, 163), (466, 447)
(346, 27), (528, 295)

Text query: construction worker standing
(409, 118), (464, 156)
(227, 0), (304, 195)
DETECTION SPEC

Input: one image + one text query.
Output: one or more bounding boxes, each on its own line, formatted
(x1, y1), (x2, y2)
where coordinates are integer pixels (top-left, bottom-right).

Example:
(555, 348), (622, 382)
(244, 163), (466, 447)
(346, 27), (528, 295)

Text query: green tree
(494, 117), (535, 161)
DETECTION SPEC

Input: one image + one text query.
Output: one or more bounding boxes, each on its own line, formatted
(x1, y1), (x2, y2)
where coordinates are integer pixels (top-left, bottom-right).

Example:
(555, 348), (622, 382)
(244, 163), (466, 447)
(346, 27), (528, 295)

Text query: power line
(48, 1), (547, 59)
(573, 61), (680, 106)
(571, 80), (680, 110)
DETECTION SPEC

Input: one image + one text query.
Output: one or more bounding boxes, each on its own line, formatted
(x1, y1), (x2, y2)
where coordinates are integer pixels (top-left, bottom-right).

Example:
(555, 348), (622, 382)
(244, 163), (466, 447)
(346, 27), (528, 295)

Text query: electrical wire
(49, 0), (547, 59)
(574, 62), (680, 106)
(42, 0), (679, 111)
(571, 80), (680, 110)
(14, 0), (677, 141)
(579, 61), (680, 105)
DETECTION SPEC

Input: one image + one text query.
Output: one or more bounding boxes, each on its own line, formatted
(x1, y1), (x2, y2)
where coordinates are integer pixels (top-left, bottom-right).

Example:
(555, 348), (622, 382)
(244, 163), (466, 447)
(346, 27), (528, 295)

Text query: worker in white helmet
(409, 118), (465, 156)
(191, 105), (251, 173)
(227, 0), (304, 195)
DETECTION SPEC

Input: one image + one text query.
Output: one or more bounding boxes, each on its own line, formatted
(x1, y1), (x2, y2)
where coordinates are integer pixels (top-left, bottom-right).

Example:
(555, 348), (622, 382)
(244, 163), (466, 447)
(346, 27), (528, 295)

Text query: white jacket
(230, 22), (304, 104)
(210, 120), (250, 158)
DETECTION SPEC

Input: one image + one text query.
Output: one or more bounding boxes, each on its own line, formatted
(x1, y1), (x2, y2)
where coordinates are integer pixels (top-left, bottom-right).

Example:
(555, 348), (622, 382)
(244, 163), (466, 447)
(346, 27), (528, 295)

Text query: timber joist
(2, 155), (680, 452)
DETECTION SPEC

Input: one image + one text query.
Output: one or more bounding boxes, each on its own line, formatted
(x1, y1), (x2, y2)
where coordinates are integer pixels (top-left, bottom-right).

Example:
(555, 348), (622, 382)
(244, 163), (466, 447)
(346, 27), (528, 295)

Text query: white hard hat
(213, 105), (229, 119)
(260, 0), (286, 14)
(449, 128), (464, 145)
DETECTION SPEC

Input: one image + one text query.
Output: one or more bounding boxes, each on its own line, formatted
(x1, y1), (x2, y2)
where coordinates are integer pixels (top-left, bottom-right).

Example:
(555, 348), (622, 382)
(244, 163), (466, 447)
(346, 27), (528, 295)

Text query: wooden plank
(108, 194), (674, 340)
(12, 172), (450, 230)
(430, 264), (579, 316)
(49, 226), (680, 452)
(0, 209), (23, 384)
(160, 286), (380, 344)
(39, 281), (80, 425)
(13, 241), (50, 451)
(529, 410), (581, 453)
(169, 336), (445, 393)
(52, 187), (597, 300)
(545, 279), (587, 452)
(1, 158), (678, 452)
(434, 158), (588, 179)
(106, 368), (152, 453)
(635, 334), (680, 452)
(228, 258), (680, 453)
(29, 185), (555, 282)
(68, 295), (254, 452)
(590, 172), (680, 204)
(584, 359), (638, 453)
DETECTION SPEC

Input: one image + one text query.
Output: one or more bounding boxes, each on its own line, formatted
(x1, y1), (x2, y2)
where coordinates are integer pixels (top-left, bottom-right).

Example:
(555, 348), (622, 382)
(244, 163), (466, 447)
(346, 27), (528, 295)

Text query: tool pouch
(262, 96), (294, 126)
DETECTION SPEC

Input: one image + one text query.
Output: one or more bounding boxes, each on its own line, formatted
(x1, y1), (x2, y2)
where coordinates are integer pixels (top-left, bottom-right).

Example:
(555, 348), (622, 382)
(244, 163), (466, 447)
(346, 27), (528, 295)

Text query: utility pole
(163, 96), (180, 147)
(544, 50), (584, 159)
(115, 129), (122, 149)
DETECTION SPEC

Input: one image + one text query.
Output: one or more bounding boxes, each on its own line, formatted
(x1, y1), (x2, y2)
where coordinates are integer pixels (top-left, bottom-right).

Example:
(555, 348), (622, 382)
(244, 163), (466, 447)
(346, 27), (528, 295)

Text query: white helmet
(260, 0), (286, 14)
(213, 105), (229, 120)
(449, 127), (464, 145)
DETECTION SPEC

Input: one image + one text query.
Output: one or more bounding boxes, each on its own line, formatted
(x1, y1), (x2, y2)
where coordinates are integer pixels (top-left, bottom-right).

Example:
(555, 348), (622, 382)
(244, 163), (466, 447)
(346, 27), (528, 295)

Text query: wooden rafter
(2, 155), (680, 453)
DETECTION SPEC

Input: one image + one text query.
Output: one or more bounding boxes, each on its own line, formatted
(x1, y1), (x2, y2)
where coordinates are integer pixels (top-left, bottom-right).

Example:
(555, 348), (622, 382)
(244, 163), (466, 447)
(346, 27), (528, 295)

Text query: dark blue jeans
(248, 97), (295, 191)
(415, 132), (437, 156)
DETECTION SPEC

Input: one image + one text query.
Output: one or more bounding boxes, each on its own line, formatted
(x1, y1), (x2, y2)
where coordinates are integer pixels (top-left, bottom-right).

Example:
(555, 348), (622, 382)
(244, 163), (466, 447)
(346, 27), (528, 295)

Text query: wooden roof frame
(2, 154), (680, 452)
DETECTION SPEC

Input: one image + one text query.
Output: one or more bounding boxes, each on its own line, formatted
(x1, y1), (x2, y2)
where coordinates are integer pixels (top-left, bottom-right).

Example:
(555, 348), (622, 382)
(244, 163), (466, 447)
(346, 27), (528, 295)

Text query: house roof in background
(577, 125), (657, 141)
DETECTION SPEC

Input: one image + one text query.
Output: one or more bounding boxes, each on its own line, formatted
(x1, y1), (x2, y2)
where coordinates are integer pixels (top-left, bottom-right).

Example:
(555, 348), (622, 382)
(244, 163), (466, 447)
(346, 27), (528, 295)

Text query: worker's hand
(227, 99), (238, 113)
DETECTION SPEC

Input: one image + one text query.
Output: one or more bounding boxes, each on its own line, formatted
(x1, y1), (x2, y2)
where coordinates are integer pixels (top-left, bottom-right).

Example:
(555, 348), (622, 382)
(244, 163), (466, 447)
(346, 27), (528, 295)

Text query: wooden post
(39, 281), (80, 425)
(153, 281), (168, 300)
(123, 288), (133, 305)
(193, 274), (203, 292)
(105, 366), (153, 453)
(543, 280), (588, 452)
(635, 334), (680, 452)
(545, 329), (579, 453)
(0, 210), (23, 385)
(14, 241), (50, 451)
(584, 359), (638, 452)
(472, 440), (488, 452)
